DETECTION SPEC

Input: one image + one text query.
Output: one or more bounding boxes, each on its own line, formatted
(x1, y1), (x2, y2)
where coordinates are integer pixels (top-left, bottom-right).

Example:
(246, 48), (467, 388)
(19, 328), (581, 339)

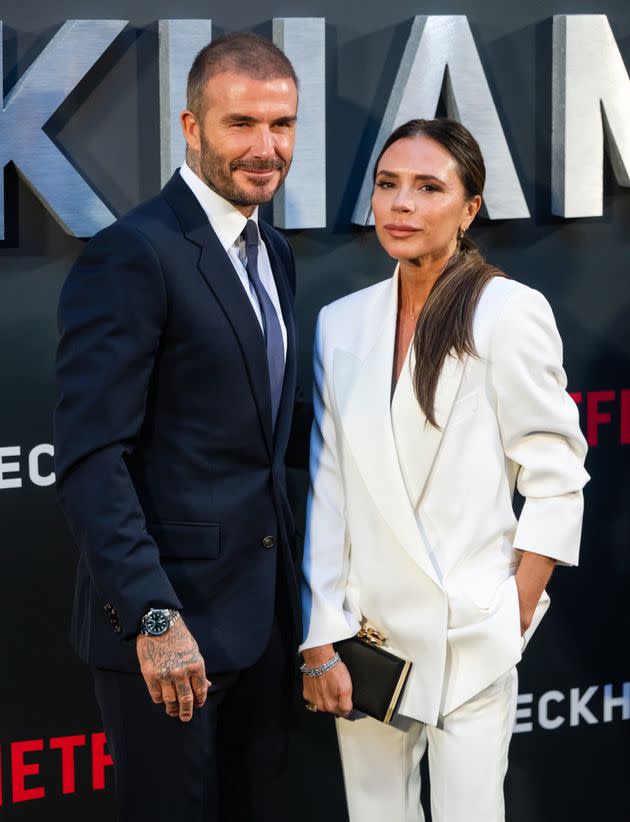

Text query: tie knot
(243, 219), (258, 248)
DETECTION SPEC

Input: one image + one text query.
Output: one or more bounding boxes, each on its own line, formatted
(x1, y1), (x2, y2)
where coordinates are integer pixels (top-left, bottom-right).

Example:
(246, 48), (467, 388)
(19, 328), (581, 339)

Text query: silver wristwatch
(139, 608), (181, 636)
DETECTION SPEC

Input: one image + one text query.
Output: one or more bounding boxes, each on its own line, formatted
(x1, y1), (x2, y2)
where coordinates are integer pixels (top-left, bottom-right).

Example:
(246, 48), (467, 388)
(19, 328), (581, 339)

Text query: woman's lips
(383, 224), (419, 237)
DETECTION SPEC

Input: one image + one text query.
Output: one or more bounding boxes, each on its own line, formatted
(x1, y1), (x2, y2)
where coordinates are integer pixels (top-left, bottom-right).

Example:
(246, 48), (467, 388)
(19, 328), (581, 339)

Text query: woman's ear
(464, 194), (483, 229)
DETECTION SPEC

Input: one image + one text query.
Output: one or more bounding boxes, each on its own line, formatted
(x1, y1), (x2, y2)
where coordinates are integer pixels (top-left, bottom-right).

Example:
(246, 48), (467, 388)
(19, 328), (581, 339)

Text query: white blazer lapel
(391, 348), (466, 510)
(332, 271), (442, 588)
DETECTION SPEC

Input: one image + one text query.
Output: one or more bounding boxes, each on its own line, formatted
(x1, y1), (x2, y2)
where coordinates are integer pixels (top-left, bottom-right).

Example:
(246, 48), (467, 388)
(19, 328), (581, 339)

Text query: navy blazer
(55, 171), (302, 674)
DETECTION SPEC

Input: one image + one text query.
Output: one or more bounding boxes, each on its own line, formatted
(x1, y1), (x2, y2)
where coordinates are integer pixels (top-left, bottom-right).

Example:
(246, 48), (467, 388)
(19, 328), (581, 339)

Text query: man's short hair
(187, 32), (299, 116)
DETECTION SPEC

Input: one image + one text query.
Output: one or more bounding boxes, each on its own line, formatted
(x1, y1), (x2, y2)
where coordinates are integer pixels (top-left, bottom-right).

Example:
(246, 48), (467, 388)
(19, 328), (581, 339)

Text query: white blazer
(301, 270), (589, 724)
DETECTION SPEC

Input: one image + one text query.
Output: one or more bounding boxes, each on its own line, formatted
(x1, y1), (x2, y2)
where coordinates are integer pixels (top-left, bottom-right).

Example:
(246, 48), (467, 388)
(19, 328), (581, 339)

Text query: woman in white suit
(299, 118), (588, 822)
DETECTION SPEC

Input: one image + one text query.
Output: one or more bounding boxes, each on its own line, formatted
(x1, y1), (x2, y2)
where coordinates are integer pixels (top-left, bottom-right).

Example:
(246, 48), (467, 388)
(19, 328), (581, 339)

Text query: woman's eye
(420, 184), (438, 192)
(375, 181), (395, 189)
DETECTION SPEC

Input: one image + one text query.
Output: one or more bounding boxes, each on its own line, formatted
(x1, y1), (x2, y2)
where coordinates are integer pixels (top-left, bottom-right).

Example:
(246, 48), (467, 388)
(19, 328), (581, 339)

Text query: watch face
(146, 609), (170, 635)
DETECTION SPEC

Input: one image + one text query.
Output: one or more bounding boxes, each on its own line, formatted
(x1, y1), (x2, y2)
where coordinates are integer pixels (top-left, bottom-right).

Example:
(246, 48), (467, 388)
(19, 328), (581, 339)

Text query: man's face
(182, 71), (298, 214)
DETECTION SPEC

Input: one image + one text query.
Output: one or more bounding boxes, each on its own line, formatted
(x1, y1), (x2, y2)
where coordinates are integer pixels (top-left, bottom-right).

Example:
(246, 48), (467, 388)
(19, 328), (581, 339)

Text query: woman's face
(371, 135), (481, 267)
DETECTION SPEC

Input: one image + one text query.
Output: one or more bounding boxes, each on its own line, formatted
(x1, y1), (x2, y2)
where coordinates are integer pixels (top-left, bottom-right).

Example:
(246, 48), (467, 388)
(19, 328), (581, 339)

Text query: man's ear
(180, 110), (201, 153)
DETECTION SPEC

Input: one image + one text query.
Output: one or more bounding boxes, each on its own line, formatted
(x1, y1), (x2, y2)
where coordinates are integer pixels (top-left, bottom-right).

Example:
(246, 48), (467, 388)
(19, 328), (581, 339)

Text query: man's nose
(251, 126), (275, 157)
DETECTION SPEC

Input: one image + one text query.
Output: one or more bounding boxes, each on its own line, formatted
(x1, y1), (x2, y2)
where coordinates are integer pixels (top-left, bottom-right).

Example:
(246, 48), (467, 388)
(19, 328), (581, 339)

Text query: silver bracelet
(300, 652), (341, 678)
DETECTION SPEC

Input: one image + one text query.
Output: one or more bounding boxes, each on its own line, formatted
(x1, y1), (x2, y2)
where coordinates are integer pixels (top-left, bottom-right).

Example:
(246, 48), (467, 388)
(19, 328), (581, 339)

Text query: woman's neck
(398, 251), (450, 317)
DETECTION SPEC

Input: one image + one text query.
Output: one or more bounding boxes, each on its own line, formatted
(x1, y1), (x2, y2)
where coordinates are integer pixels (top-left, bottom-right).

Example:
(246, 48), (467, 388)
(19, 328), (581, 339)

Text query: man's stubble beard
(193, 132), (290, 208)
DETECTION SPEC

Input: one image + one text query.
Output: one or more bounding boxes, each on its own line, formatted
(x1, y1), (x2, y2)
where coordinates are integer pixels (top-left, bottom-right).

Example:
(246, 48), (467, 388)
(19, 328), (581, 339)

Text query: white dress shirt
(179, 162), (287, 357)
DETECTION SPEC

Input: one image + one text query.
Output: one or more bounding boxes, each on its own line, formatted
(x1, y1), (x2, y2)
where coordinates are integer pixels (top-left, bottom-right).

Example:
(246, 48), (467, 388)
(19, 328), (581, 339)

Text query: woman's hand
(515, 551), (557, 635)
(302, 644), (353, 716)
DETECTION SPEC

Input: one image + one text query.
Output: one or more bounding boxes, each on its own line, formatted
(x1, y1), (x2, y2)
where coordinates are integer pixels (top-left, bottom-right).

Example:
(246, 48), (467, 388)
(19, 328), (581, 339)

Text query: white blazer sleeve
(300, 307), (361, 650)
(489, 287), (589, 565)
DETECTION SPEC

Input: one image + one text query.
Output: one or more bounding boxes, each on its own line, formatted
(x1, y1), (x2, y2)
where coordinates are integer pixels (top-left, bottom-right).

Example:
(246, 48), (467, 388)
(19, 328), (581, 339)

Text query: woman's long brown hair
(373, 118), (505, 428)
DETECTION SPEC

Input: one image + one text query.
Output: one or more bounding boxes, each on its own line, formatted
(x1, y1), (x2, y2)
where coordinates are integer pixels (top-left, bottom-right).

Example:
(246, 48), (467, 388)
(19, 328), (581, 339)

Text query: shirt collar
(179, 161), (259, 251)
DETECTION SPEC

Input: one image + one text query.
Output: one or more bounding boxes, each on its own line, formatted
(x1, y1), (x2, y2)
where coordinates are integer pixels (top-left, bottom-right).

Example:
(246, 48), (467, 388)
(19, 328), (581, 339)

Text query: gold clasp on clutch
(357, 625), (387, 646)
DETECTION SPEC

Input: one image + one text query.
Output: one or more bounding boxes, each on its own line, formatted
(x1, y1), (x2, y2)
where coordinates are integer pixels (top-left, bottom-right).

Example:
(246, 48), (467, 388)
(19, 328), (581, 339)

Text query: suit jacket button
(262, 535), (276, 549)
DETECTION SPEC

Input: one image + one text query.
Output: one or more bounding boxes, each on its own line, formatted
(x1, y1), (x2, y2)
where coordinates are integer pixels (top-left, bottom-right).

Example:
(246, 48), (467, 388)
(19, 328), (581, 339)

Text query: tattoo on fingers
(176, 682), (193, 699)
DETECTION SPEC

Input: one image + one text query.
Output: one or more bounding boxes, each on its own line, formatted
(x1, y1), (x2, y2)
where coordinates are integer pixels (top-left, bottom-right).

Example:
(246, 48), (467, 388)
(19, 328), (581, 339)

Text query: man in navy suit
(55, 32), (307, 821)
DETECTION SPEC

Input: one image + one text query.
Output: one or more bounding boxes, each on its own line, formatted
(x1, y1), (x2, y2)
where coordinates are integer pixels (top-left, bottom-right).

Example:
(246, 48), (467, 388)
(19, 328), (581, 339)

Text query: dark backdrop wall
(0, 1), (628, 819)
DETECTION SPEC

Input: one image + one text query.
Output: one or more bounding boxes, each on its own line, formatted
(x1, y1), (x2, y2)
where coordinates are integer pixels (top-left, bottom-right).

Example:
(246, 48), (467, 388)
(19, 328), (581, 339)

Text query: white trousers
(335, 668), (518, 822)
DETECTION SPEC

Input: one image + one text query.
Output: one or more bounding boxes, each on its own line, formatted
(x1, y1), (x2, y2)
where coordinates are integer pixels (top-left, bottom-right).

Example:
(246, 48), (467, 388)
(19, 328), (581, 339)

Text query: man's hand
(136, 618), (210, 721)
(302, 644), (353, 717)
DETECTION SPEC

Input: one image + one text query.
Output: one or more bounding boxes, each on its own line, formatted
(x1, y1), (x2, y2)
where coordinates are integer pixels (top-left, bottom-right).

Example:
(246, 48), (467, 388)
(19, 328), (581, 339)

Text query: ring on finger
(305, 702), (318, 712)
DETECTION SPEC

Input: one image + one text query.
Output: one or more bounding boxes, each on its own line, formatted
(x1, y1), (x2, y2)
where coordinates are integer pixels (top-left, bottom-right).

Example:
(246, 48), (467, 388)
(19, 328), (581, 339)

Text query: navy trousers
(93, 617), (292, 822)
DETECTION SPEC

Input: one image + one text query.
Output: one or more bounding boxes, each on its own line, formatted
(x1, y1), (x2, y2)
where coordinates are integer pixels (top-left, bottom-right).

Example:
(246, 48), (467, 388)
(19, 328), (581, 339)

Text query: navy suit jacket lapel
(161, 172), (274, 455)
(260, 220), (297, 459)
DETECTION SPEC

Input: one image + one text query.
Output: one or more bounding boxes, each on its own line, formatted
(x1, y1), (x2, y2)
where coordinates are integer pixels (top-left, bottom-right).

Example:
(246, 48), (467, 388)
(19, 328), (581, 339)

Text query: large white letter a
(352, 16), (529, 224)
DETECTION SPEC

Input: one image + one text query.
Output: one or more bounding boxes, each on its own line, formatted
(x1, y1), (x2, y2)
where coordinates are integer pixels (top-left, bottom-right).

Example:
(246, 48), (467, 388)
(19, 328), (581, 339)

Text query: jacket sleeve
(300, 306), (361, 650)
(489, 286), (589, 565)
(55, 222), (182, 641)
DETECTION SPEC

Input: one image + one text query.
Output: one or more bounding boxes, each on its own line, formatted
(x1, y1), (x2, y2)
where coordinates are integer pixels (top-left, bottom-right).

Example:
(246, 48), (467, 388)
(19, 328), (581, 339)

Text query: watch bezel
(140, 608), (179, 636)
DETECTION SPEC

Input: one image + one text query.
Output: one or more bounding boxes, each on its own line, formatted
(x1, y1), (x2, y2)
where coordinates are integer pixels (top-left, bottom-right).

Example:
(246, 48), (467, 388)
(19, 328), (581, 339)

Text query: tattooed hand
(136, 619), (210, 721)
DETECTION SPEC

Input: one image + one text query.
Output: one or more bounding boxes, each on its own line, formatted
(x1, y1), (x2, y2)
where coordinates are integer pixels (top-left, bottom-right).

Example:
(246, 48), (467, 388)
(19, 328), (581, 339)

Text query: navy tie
(242, 219), (285, 429)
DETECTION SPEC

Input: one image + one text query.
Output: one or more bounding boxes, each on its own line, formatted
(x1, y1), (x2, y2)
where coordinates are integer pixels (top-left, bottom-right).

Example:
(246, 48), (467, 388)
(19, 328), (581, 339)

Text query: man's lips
(239, 168), (277, 176)
(233, 162), (283, 178)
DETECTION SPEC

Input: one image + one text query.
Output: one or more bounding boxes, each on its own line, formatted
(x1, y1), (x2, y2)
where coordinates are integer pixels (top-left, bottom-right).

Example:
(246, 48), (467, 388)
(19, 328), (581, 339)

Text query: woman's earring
(457, 227), (465, 244)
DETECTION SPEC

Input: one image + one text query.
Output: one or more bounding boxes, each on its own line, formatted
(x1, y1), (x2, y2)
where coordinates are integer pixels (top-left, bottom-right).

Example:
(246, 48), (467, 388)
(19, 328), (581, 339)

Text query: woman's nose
(391, 192), (414, 212)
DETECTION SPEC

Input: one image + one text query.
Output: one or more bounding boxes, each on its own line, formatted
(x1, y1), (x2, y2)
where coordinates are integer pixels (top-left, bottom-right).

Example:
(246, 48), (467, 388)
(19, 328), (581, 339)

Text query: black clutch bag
(335, 626), (412, 724)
